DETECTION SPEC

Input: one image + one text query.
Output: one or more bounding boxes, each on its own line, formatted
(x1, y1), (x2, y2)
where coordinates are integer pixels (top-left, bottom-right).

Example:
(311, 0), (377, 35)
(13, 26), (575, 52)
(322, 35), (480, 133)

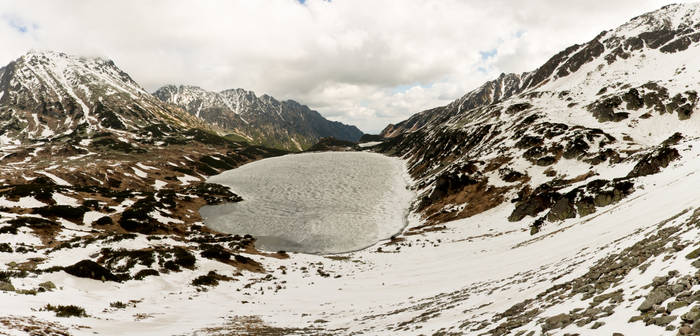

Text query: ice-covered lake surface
(200, 152), (414, 254)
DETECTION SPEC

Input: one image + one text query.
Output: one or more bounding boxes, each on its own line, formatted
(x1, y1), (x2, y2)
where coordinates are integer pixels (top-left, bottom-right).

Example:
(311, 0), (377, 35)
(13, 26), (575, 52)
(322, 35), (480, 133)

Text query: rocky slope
(333, 2), (700, 334)
(0, 51), (293, 335)
(378, 2), (700, 229)
(153, 85), (363, 151)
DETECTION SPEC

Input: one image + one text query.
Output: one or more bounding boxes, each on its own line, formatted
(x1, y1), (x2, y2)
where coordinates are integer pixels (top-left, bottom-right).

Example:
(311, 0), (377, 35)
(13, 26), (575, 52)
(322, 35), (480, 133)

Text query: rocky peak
(9, 50), (143, 94)
(615, 3), (700, 37)
(0, 50), (204, 143)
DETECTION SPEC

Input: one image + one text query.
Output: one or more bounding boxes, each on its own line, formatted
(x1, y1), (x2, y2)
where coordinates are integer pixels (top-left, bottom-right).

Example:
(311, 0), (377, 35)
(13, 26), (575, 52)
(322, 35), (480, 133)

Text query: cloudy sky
(0, 0), (692, 133)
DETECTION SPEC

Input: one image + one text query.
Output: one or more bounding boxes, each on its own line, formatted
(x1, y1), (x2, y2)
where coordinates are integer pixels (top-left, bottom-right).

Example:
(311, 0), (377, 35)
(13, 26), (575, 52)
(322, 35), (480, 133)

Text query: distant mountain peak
(154, 85), (363, 151)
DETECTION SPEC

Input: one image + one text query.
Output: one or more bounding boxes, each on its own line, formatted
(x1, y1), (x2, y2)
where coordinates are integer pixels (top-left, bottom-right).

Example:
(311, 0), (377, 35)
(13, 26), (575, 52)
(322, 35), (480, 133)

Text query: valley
(3, 2), (700, 336)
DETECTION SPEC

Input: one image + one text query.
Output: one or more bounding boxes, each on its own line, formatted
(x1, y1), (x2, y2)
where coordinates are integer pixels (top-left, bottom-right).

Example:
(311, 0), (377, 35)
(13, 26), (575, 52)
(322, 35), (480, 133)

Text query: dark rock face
(515, 135), (543, 149)
(509, 179), (634, 222)
(506, 103), (533, 114)
(622, 88), (644, 110)
(639, 29), (678, 49)
(563, 136), (590, 159)
(508, 185), (560, 222)
(306, 137), (358, 152)
(184, 183), (243, 206)
(381, 73), (525, 137)
(500, 169), (525, 183)
(587, 96), (629, 122)
(359, 134), (385, 142)
(200, 244), (232, 261)
(555, 39), (605, 77)
(64, 260), (120, 282)
(663, 132), (684, 146)
(426, 170), (480, 205)
(627, 147), (681, 178)
(33, 205), (87, 222)
(133, 269), (159, 280)
(118, 195), (166, 234)
(586, 83), (697, 122)
(153, 85), (363, 151)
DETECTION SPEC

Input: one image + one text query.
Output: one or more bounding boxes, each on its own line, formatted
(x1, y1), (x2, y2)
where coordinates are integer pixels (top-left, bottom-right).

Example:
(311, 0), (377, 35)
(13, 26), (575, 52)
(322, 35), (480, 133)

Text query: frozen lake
(200, 152), (414, 254)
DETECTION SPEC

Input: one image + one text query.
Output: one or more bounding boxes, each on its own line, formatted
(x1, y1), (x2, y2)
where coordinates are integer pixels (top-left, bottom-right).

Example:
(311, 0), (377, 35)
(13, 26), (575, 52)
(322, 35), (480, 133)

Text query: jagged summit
(615, 2), (700, 37)
(0, 50), (204, 144)
(154, 84), (363, 151)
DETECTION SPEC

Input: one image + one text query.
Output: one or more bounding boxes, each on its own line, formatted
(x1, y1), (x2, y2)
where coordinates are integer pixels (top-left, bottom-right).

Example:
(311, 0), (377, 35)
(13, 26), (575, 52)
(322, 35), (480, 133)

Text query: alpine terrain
(4, 3), (700, 336)
(153, 85), (363, 151)
(0, 50), (208, 143)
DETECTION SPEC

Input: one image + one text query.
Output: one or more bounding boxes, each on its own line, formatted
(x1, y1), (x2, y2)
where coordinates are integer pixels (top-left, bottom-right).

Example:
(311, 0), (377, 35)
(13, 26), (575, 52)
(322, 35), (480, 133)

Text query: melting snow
(136, 162), (157, 170)
(132, 167), (147, 178)
(153, 180), (167, 190)
(37, 171), (71, 186)
(83, 211), (104, 225)
(52, 193), (80, 207)
(359, 141), (382, 148)
(0, 196), (45, 208)
(177, 174), (201, 185)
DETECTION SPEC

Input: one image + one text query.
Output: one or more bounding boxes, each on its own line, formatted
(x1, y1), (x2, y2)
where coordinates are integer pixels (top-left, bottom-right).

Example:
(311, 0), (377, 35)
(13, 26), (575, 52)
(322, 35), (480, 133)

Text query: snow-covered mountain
(153, 85), (363, 151)
(384, 3), (700, 138)
(0, 51), (207, 145)
(379, 2), (700, 226)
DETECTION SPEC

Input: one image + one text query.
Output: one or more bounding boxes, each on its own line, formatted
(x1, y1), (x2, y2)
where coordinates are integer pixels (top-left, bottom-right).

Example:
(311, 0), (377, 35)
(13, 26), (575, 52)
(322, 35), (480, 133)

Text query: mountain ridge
(154, 84), (363, 151)
(376, 2), (700, 226)
(382, 3), (700, 138)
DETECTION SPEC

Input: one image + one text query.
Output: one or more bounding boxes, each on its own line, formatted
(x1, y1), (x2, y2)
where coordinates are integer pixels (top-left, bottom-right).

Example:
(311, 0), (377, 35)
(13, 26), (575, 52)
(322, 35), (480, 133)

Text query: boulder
(682, 306), (700, 322)
(547, 197), (577, 221)
(64, 260), (120, 282)
(38, 281), (56, 291)
(543, 313), (571, 331)
(627, 147), (680, 178)
(638, 287), (673, 312)
(0, 281), (15, 292)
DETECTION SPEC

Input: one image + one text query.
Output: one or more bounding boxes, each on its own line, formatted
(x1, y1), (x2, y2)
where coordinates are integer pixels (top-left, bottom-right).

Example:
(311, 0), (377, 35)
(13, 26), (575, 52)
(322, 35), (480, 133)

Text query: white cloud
(0, 0), (693, 133)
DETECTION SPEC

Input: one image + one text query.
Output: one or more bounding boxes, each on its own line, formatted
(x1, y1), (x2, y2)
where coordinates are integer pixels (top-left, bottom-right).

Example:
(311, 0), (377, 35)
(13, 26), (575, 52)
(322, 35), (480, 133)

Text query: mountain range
(0, 50), (362, 151)
(153, 85), (362, 151)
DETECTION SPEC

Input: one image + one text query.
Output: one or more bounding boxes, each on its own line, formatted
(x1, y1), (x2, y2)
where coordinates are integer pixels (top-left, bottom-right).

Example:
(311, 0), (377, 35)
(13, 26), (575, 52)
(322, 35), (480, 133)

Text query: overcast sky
(0, 0), (693, 133)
